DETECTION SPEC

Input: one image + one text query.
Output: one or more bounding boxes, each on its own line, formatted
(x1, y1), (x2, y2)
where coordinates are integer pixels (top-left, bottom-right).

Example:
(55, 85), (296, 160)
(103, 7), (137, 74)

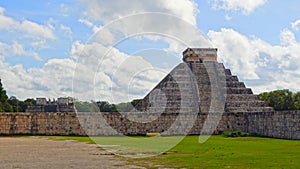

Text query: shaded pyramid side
(134, 62), (199, 114)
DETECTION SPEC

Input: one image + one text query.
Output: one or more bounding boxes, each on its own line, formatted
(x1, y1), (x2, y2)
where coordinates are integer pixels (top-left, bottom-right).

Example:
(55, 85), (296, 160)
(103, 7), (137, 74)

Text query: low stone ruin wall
(246, 111), (300, 139)
(0, 112), (84, 135)
(0, 111), (299, 140)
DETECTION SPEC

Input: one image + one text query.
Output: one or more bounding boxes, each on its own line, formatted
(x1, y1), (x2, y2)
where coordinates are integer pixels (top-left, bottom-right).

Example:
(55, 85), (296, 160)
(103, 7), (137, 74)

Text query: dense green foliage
(75, 99), (142, 112)
(7, 97), (36, 112)
(0, 79), (13, 112)
(259, 89), (300, 110)
(45, 136), (300, 168)
(0, 79), (36, 112)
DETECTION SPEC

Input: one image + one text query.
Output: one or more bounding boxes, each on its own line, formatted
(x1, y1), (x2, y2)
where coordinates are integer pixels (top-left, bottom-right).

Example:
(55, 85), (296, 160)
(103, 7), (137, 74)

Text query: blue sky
(196, 0), (300, 44)
(0, 0), (300, 102)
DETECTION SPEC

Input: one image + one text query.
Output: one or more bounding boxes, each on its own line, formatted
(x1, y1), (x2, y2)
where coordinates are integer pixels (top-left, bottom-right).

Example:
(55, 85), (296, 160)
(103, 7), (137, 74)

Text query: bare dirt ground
(0, 137), (144, 169)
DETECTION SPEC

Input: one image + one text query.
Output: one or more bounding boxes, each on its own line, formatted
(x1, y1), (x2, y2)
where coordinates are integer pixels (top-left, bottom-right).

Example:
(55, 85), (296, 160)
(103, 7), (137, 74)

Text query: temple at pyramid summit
(135, 48), (274, 114)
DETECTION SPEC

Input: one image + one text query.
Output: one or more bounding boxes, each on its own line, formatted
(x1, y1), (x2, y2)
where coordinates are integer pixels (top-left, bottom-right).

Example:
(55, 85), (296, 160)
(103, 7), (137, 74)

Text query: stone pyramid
(135, 48), (273, 114)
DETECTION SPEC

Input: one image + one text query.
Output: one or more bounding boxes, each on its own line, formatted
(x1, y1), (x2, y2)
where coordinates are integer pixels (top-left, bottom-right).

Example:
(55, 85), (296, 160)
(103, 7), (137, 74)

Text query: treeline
(0, 79), (36, 112)
(2, 78), (300, 112)
(258, 89), (300, 111)
(75, 99), (142, 112)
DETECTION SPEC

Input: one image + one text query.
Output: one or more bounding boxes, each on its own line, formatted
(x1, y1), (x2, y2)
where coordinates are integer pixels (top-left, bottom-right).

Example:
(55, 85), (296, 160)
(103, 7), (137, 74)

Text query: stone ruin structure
(0, 48), (300, 140)
(26, 97), (75, 113)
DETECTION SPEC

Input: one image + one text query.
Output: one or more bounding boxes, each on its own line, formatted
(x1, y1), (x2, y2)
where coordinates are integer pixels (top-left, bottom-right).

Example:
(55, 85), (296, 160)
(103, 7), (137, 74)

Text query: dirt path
(0, 137), (144, 169)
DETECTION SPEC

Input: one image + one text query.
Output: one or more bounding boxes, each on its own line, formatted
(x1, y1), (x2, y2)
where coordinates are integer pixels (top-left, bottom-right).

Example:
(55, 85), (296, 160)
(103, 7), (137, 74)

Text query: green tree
(0, 79), (13, 112)
(115, 102), (132, 112)
(131, 99), (142, 107)
(75, 101), (99, 112)
(97, 101), (113, 112)
(258, 92), (269, 103)
(21, 98), (37, 112)
(0, 79), (8, 102)
(8, 96), (20, 112)
(23, 98), (36, 106)
(293, 92), (300, 110)
(259, 89), (295, 110)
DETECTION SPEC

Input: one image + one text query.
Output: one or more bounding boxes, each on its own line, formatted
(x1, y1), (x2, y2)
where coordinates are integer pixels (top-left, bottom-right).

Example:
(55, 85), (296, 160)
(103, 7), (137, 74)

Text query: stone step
(192, 69), (227, 76)
(225, 106), (274, 113)
(225, 101), (268, 108)
(226, 88), (253, 94)
(198, 82), (245, 89)
(225, 94), (260, 101)
(199, 99), (267, 108)
(226, 81), (245, 88)
(191, 63), (225, 71)
(226, 75), (239, 82)
(225, 69), (232, 75)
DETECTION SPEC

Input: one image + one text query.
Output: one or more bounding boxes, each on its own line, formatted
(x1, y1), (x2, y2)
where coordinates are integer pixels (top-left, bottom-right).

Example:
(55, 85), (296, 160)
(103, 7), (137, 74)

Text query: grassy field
(44, 135), (300, 168)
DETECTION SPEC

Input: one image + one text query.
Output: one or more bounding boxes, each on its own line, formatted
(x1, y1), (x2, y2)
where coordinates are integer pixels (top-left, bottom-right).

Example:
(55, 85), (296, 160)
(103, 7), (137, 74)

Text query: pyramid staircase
(135, 48), (273, 114)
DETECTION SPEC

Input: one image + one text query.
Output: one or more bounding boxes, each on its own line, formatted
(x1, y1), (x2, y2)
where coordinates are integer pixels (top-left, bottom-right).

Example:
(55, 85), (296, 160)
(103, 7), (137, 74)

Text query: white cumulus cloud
(79, 0), (198, 26)
(291, 19), (300, 31)
(0, 7), (55, 40)
(0, 41), (42, 61)
(60, 24), (72, 39)
(71, 41), (169, 102)
(209, 0), (268, 15)
(77, 0), (205, 51)
(19, 20), (55, 40)
(0, 7), (16, 29)
(208, 28), (300, 93)
(208, 28), (260, 79)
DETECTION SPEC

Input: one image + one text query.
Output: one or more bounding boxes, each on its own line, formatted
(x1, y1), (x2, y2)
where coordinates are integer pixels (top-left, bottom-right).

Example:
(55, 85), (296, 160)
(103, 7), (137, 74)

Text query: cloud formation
(0, 41), (42, 60)
(291, 19), (300, 31)
(209, 0), (268, 15)
(79, 0), (198, 25)
(71, 41), (169, 102)
(0, 6), (56, 62)
(0, 7), (55, 40)
(208, 27), (300, 93)
(77, 0), (207, 54)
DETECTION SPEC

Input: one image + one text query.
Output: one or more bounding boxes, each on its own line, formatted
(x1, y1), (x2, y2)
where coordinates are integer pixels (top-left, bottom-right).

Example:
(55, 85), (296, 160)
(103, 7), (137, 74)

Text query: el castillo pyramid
(135, 48), (273, 114)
